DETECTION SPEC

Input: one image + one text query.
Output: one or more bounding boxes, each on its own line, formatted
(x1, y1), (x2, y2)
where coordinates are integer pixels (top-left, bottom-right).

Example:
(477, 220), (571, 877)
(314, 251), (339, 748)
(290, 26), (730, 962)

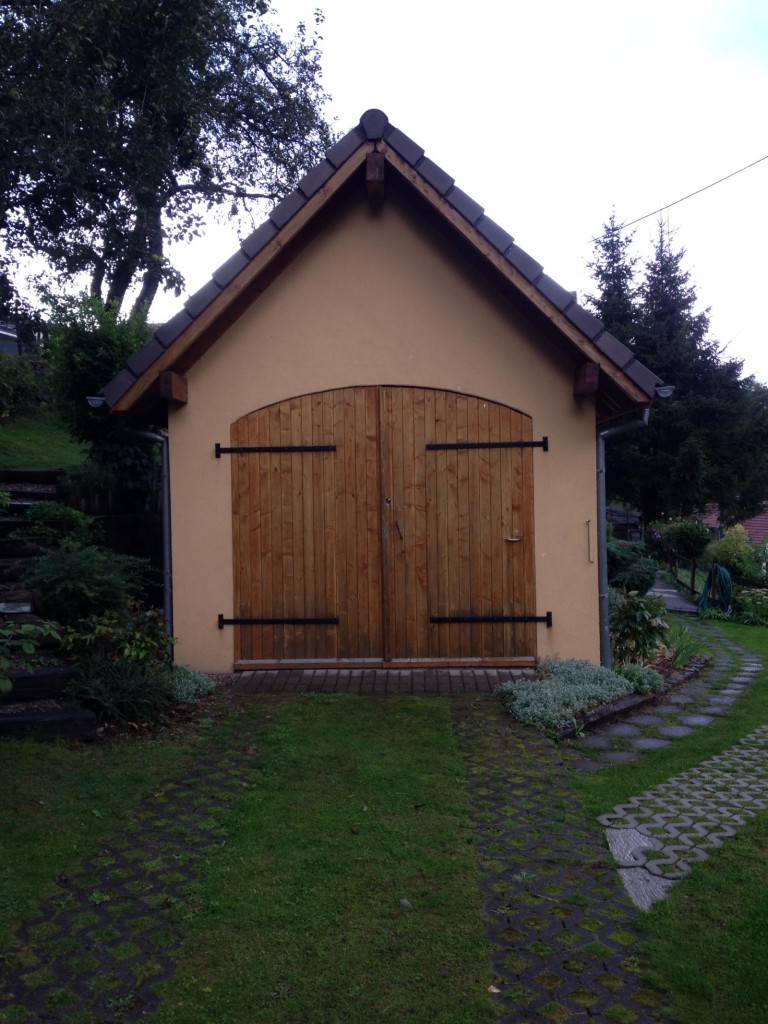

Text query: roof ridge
(104, 108), (661, 408)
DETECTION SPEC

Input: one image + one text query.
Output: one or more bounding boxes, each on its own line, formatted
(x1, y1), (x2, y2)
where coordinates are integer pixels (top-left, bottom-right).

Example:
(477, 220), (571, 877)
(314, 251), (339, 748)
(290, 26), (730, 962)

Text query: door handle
(504, 536), (522, 543)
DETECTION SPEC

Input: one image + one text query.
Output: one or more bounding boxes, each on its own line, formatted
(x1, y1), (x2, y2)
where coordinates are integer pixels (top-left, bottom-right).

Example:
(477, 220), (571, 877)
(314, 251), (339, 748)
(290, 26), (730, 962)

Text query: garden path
(453, 696), (663, 1023)
(575, 624), (760, 768)
(647, 574), (698, 614)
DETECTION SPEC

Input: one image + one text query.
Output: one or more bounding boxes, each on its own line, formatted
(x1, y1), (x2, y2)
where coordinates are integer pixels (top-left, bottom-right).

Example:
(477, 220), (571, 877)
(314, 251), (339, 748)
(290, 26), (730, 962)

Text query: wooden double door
(230, 386), (537, 667)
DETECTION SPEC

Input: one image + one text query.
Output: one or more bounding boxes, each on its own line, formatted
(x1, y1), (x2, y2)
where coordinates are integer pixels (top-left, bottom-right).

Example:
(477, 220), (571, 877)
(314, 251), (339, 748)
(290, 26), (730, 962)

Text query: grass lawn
(0, 412), (86, 470)
(0, 695), (495, 1024)
(572, 620), (768, 1024)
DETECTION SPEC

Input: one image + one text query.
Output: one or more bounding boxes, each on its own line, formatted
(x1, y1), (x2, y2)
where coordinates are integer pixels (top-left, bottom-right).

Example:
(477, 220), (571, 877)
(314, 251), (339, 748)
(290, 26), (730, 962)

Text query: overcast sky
(153, 0), (768, 382)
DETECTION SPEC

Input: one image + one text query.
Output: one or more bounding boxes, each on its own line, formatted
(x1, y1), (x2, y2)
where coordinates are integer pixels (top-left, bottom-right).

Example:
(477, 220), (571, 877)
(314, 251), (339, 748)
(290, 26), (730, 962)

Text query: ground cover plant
(498, 658), (664, 733)
(572, 619), (768, 1024)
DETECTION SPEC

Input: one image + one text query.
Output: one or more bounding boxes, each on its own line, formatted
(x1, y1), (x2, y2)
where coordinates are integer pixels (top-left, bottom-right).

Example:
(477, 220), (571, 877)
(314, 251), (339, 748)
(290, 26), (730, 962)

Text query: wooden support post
(158, 370), (188, 406)
(574, 361), (600, 397)
(366, 152), (386, 202)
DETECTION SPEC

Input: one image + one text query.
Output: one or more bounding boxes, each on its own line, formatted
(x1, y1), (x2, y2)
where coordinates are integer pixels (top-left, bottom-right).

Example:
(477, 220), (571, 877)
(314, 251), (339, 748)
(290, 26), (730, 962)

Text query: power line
(608, 150), (768, 235)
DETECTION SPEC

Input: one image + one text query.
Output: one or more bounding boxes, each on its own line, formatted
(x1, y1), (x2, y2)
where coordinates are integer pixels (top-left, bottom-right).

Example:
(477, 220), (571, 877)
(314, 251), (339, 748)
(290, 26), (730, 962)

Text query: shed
(105, 109), (660, 672)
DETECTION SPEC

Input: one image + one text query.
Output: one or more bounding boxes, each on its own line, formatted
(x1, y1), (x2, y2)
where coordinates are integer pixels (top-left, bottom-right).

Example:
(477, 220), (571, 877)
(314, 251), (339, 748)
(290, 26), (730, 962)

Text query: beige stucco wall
(168, 192), (600, 671)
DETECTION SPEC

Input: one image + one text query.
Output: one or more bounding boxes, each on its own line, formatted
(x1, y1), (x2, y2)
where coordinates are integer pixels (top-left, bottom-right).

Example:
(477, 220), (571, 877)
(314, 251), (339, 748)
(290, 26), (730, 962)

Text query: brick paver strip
(0, 698), (294, 1023)
(452, 697), (663, 1023)
(600, 724), (768, 911)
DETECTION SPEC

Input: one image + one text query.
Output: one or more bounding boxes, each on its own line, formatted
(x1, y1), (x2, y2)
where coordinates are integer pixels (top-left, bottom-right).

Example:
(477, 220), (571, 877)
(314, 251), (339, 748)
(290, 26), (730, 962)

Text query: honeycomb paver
(453, 697), (662, 1023)
(601, 724), (768, 910)
(0, 698), (293, 1023)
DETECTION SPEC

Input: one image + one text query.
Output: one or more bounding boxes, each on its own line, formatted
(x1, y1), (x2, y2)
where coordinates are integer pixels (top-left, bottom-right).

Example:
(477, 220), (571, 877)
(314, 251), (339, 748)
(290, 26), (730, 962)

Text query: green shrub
(12, 501), (96, 548)
(0, 490), (10, 513)
(607, 539), (657, 595)
(68, 655), (175, 723)
(0, 622), (61, 694)
(610, 590), (668, 664)
(614, 662), (665, 693)
(170, 665), (216, 703)
(23, 542), (148, 623)
(705, 525), (764, 584)
(62, 603), (169, 663)
(0, 354), (49, 418)
(661, 621), (704, 668)
(648, 519), (710, 566)
(731, 587), (768, 626)
(499, 658), (663, 734)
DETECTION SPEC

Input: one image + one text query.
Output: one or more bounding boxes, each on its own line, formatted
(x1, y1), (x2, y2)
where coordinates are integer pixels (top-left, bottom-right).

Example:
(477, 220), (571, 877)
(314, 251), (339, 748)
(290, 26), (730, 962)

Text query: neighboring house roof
(703, 504), (768, 545)
(105, 108), (662, 416)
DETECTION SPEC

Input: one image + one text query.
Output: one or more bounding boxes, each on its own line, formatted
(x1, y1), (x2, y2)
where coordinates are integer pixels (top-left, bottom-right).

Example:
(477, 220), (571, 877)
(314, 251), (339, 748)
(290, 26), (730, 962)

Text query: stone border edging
(555, 655), (710, 739)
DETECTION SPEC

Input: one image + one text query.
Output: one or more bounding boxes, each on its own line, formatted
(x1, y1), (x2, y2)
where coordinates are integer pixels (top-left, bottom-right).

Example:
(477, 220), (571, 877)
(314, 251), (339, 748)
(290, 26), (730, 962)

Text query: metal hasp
(218, 614), (339, 629)
(215, 443), (336, 457)
(430, 612), (552, 627)
(426, 437), (548, 451)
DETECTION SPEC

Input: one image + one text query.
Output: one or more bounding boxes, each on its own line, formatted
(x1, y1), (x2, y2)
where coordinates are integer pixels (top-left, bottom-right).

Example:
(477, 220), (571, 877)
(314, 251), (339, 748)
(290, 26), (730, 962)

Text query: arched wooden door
(230, 386), (537, 667)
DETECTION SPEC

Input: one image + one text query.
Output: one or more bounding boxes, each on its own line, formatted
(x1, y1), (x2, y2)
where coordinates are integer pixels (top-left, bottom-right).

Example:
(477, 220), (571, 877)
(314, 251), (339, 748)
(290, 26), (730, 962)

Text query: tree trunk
(90, 260), (105, 299)
(131, 205), (163, 319)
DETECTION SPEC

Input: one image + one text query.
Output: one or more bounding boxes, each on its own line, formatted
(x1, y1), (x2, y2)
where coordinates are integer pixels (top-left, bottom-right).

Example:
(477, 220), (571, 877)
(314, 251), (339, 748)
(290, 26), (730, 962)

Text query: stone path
(0, 700), (291, 1024)
(600, 724), (768, 910)
(575, 623), (761, 768)
(648, 574), (698, 615)
(453, 697), (664, 1023)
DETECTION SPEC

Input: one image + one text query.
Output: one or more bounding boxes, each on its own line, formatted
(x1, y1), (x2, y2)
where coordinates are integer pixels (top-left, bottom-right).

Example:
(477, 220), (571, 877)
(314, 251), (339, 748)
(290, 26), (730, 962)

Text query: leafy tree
(47, 296), (158, 497)
(586, 211), (638, 346)
(0, 0), (332, 314)
(590, 219), (768, 524)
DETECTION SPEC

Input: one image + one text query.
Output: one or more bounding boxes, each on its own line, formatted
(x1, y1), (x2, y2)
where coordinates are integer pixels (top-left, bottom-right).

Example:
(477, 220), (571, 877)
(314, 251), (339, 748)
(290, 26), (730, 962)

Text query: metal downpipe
(597, 408), (650, 668)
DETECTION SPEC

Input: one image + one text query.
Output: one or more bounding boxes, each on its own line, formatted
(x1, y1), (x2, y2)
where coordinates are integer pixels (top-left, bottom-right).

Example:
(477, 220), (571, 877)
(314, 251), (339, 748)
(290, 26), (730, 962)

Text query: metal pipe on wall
(128, 428), (173, 647)
(597, 408), (650, 668)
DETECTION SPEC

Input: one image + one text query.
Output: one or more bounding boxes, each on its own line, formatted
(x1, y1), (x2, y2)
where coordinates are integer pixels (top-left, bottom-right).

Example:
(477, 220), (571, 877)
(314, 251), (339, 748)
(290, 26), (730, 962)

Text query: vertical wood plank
(322, 391), (337, 659)
(434, 389), (448, 657)
(478, 399), (492, 658)
(456, 394), (470, 656)
(424, 389), (438, 658)
(445, 392), (459, 658)
(488, 402), (503, 657)
(366, 387), (383, 656)
(467, 397), (481, 655)
(412, 389), (427, 658)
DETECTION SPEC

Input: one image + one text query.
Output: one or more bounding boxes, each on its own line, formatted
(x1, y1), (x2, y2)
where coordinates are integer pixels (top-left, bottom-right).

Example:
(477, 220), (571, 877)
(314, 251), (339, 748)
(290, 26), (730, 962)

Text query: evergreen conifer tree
(589, 218), (768, 524)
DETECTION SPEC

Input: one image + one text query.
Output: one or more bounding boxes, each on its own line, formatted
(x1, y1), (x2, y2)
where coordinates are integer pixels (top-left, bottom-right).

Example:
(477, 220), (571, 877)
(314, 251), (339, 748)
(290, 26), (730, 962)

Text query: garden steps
(0, 702), (96, 741)
(4, 665), (78, 702)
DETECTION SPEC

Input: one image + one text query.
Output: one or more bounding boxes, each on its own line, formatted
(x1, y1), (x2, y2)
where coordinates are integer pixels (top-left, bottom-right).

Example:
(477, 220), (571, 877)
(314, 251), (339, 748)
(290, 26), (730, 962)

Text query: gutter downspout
(128, 429), (173, 648)
(597, 408), (650, 668)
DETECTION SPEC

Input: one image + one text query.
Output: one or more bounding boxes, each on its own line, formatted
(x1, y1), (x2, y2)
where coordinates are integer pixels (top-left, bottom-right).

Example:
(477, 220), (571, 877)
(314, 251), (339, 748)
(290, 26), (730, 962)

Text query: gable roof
(105, 108), (661, 416)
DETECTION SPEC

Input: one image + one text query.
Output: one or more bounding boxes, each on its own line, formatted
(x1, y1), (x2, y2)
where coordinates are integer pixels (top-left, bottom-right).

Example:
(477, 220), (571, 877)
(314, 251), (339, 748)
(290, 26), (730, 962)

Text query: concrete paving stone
(667, 694), (694, 705)
(604, 723), (641, 738)
(600, 750), (639, 763)
(720, 687), (744, 695)
(709, 695), (736, 704)
(657, 704), (684, 715)
(581, 734), (612, 749)
(679, 715), (715, 727)
(627, 714), (664, 727)
(700, 705), (729, 716)
(657, 725), (694, 738)
(631, 737), (671, 751)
